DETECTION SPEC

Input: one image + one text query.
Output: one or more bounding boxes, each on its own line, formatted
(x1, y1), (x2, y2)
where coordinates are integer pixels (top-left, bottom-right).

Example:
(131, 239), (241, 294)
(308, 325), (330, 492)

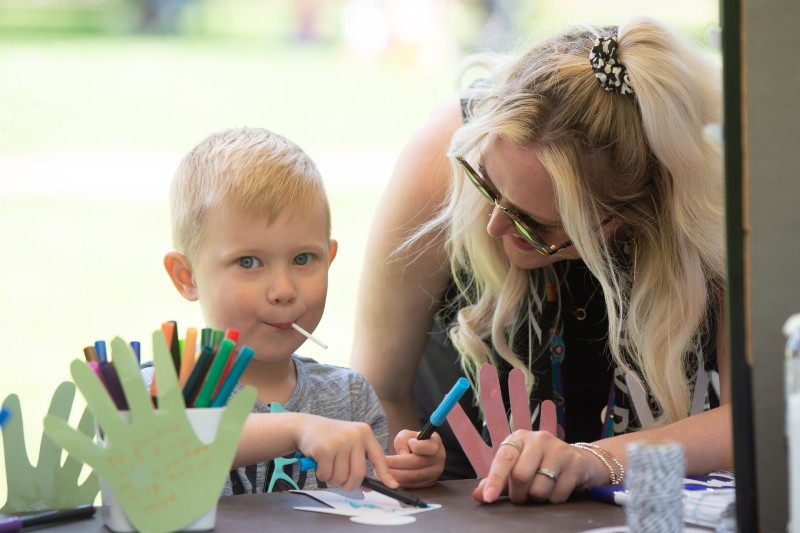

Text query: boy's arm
(232, 412), (308, 468)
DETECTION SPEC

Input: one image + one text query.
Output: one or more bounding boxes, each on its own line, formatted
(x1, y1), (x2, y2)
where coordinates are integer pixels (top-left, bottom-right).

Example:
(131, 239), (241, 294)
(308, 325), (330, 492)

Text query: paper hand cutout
(1, 382), (99, 512)
(445, 363), (557, 478)
(43, 332), (256, 533)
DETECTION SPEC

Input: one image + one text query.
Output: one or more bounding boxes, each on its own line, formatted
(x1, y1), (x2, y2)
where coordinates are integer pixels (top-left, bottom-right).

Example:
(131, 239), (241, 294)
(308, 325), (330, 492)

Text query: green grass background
(0, 0), (718, 500)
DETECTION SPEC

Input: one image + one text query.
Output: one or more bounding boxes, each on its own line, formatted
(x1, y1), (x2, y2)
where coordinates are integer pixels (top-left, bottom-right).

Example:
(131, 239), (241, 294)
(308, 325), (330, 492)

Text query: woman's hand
(472, 430), (611, 504)
(386, 429), (446, 488)
(295, 415), (397, 492)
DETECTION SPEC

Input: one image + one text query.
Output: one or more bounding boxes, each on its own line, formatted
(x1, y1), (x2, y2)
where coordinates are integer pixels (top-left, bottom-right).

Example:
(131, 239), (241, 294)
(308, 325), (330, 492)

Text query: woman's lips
(508, 233), (535, 251)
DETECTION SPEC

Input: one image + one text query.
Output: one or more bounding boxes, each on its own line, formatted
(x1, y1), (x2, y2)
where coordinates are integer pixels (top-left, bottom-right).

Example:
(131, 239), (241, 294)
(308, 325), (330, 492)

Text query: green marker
(193, 339), (235, 408)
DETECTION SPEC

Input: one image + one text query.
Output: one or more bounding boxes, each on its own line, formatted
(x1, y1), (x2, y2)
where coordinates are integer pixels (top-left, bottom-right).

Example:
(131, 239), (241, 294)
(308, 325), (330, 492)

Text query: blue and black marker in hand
(416, 377), (470, 440)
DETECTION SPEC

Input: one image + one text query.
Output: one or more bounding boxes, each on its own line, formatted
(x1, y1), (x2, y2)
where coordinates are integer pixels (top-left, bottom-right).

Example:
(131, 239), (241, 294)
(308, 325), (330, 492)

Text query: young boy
(142, 127), (404, 496)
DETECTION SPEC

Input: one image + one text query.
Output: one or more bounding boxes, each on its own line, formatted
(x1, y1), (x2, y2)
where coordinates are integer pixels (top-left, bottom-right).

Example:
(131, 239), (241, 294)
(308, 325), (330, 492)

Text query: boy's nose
(267, 269), (297, 304)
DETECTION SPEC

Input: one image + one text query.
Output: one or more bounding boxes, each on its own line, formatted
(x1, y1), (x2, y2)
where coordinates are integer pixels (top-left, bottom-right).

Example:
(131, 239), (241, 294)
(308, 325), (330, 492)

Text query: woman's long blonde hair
(431, 17), (724, 425)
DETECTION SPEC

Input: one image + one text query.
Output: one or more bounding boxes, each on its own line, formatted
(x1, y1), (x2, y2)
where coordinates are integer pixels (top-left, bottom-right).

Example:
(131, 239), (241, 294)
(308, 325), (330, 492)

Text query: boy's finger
(344, 447), (366, 491)
(408, 434), (442, 456)
(365, 437), (397, 488)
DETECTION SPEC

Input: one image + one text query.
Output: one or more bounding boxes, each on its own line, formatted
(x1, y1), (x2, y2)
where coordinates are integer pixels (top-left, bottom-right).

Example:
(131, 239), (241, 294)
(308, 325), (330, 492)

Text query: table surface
(34, 479), (649, 532)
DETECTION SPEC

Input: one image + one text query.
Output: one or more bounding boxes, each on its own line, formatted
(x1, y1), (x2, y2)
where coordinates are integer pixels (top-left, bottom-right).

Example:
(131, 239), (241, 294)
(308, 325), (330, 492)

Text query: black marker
(0, 504), (95, 532)
(361, 476), (429, 508)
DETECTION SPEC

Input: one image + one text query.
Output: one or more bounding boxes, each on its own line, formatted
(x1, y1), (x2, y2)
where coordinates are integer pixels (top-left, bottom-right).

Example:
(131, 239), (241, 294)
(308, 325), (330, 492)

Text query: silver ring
(499, 439), (523, 454)
(536, 467), (558, 482)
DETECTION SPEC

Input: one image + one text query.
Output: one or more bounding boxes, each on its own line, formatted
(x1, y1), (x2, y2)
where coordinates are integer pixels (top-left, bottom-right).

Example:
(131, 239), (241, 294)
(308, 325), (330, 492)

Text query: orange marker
(151, 321), (176, 398)
(179, 327), (198, 387)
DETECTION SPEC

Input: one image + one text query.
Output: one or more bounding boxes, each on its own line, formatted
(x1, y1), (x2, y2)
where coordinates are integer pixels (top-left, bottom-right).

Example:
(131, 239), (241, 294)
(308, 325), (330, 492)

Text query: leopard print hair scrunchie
(589, 35), (634, 95)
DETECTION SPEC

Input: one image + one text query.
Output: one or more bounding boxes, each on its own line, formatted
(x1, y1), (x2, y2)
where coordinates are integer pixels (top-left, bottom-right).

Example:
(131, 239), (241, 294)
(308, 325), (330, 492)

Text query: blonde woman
(351, 17), (731, 503)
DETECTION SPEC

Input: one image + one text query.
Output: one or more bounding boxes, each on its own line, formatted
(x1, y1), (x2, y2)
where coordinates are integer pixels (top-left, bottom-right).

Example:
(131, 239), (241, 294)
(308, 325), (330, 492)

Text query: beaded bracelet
(571, 442), (625, 485)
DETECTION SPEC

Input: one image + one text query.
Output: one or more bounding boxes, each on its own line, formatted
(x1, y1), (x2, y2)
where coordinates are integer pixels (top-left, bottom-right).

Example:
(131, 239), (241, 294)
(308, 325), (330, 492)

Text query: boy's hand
(1, 382), (99, 512)
(43, 333), (256, 533)
(386, 429), (445, 488)
(294, 415), (396, 492)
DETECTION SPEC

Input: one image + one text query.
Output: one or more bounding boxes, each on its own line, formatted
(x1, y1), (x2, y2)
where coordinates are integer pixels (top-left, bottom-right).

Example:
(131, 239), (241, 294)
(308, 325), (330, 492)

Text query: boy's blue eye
(293, 253), (313, 266)
(238, 256), (262, 269)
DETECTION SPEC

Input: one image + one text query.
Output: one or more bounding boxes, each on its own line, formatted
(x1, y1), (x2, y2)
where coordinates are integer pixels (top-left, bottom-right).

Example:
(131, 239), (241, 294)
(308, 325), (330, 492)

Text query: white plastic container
(98, 408), (224, 532)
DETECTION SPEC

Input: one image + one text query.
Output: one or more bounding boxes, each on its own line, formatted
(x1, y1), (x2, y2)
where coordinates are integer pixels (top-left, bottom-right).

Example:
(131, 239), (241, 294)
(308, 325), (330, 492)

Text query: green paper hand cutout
(43, 332), (256, 533)
(1, 381), (99, 512)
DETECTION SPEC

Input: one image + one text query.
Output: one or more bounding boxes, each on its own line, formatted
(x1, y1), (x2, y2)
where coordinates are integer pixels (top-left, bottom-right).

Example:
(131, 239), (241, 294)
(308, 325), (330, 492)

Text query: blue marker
(210, 346), (255, 407)
(295, 452), (318, 472)
(94, 340), (107, 364)
(417, 377), (470, 440)
(0, 406), (10, 428)
(129, 341), (141, 364)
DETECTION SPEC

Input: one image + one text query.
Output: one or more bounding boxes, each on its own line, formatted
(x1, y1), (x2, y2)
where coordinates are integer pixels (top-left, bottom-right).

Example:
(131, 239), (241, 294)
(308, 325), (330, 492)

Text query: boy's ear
(164, 251), (198, 301)
(328, 239), (338, 264)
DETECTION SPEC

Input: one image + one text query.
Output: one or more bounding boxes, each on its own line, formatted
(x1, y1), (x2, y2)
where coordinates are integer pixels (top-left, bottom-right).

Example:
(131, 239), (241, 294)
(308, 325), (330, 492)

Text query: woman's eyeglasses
(455, 156), (612, 256)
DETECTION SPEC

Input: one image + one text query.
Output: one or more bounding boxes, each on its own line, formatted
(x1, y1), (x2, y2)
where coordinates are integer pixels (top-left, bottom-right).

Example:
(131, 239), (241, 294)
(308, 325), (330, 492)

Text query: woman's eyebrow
(478, 162), (562, 228)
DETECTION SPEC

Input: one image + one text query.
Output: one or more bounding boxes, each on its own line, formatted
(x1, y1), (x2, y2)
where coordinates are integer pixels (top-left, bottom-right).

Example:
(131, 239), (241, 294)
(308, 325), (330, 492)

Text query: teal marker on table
(417, 377), (470, 440)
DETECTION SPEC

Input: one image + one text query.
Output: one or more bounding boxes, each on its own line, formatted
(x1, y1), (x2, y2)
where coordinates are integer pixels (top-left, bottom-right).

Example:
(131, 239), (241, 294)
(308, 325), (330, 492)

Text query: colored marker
(182, 346), (214, 406)
(0, 504), (95, 532)
(224, 328), (239, 343)
(291, 455), (428, 508)
(0, 406), (10, 428)
(211, 329), (240, 399)
(129, 341), (141, 364)
(88, 362), (125, 410)
(361, 476), (429, 508)
(161, 321), (180, 372)
(294, 452), (319, 472)
(210, 346), (255, 407)
(291, 323), (328, 349)
(94, 340), (107, 363)
(82, 345), (98, 363)
(417, 377), (470, 440)
(98, 362), (128, 410)
(193, 339), (235, 408)
(179, 327), (198, 387)
(211, 347), (238, 402)
(200, 328), (213, 350)
(211, 329), (224, 349)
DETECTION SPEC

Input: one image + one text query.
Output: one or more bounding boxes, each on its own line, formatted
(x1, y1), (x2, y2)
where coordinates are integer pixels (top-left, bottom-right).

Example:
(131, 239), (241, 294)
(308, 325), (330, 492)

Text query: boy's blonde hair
(170, 127), (331, 261)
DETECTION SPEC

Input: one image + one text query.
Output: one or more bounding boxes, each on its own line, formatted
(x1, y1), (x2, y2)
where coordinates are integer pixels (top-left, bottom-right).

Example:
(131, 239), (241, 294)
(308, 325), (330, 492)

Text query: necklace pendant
(573, 307), (587, 321)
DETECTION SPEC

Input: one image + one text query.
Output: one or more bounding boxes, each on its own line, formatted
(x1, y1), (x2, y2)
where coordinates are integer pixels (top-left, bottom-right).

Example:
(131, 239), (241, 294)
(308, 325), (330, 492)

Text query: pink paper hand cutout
(446, 363), (557, 478)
